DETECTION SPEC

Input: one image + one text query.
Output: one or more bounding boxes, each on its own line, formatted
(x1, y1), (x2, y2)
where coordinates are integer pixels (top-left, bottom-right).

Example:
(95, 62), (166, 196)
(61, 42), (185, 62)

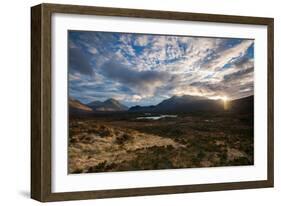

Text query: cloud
(100, 59), (174, 96)
(134, 36), (149, 46)
(89, 47), (98, 55)
(201, 40), (253, 72)
(185, 56), (254, 99)
(69, 47), (94, 77)
(223, 67), (253, 82)
(68, 30), (254, 105)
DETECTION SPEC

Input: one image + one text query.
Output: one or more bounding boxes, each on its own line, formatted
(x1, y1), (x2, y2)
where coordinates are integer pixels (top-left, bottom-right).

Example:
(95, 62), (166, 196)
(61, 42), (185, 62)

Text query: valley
(68, 98), (254, 173)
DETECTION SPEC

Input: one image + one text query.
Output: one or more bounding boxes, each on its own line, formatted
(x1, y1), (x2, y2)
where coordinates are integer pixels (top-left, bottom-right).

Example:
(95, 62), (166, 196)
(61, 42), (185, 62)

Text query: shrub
(116, 133), (131, 144)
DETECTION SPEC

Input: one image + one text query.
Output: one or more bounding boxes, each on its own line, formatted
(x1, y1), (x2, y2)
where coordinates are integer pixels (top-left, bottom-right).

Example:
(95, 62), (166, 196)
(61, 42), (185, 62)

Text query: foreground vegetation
(68, 111), (253, 173)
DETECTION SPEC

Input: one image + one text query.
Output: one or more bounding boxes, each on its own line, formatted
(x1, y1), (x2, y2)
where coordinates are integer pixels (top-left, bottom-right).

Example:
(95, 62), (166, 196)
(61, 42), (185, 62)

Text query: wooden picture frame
(31, 3), (274, 202)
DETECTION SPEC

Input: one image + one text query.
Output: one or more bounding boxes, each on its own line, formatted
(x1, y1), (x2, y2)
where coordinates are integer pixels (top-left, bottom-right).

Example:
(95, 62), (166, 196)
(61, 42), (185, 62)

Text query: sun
(222, 96), (228, 102)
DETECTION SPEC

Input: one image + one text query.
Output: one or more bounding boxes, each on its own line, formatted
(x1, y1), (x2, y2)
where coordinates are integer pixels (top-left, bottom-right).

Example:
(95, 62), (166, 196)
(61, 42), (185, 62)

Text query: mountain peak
(87, 98), (128, 112)
(105, 98), (119, 103)
(157, 94), (207, 107)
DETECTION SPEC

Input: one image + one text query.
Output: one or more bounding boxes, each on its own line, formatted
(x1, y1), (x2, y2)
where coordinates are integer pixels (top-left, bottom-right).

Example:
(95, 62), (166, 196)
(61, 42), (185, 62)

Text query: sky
(68, 30), (254, 107)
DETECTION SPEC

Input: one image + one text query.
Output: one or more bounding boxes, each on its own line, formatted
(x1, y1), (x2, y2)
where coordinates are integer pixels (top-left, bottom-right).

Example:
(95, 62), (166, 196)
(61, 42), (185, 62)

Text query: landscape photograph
(68, 30), (254, 174)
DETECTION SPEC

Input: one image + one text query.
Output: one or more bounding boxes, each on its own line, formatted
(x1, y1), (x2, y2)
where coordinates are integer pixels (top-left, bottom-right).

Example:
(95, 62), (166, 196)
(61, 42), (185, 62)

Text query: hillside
(69, 98), (92, 114)
(129, 95), (253, 113)
(87, 98), (128, 112)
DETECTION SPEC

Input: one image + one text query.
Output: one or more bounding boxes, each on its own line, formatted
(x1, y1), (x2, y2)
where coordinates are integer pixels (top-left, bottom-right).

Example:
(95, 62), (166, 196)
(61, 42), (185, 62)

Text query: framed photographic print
(31, 3), (274, 202)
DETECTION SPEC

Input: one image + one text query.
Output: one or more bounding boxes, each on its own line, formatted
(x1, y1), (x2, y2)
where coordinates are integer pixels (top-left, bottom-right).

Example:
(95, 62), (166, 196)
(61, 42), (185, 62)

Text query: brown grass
(68, 112), (253, 173)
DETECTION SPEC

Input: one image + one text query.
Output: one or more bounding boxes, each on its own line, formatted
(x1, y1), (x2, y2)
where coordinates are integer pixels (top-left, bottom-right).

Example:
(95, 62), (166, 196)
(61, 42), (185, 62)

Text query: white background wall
(0, 0), (279, 205)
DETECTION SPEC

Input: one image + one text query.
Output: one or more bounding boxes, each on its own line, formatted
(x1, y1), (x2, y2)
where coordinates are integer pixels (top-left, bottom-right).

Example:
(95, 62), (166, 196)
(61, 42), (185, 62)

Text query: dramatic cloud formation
(68, 31), (254, 106)
(69, 47), (94, 77)
(100, 60), (174, 96)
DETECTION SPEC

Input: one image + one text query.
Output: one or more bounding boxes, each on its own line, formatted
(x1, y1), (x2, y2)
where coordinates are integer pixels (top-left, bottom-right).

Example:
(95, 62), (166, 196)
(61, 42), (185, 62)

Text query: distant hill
(87, 100), (103, 109)
(129, 95), (220, 113)
(69, 95), (253, 115)
(228, 95), (254, 113)
(69, 98), (92, 115)
(87, 98), (128, 112)
(129, 105), (157, 113)
(129, 95), (254, 113)
(156, 95), (219, 112)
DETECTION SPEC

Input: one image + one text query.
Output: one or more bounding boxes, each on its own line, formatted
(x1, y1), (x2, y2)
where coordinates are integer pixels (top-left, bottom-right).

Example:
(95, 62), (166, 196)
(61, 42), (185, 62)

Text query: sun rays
(221, 96), (229, 110)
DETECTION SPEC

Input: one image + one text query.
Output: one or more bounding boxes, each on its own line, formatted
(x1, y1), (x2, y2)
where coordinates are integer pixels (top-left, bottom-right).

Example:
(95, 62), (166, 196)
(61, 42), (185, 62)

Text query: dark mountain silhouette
(129, 95), (219, 113)
(228, 95), (254, 113)
(87, 98), (128, 112)
(129, 105), (157, 113)
(69, 98), (93, 114)
(87, 100), (103, 108)
(129, 95), (253, 113)
(156, 95), (218, 112)
(69, 95), (253, 115)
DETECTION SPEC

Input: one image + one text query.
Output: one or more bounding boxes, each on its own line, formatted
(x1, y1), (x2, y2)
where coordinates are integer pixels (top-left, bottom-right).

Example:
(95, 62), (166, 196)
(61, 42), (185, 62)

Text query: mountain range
(69, 95), (253, 115)
(69, 98), (129, 114)
(87, 98), (128, 112)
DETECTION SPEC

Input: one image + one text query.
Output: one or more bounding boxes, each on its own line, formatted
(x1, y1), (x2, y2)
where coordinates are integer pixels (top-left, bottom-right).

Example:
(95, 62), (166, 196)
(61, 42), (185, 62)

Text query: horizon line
(69, 94), (254, 108)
